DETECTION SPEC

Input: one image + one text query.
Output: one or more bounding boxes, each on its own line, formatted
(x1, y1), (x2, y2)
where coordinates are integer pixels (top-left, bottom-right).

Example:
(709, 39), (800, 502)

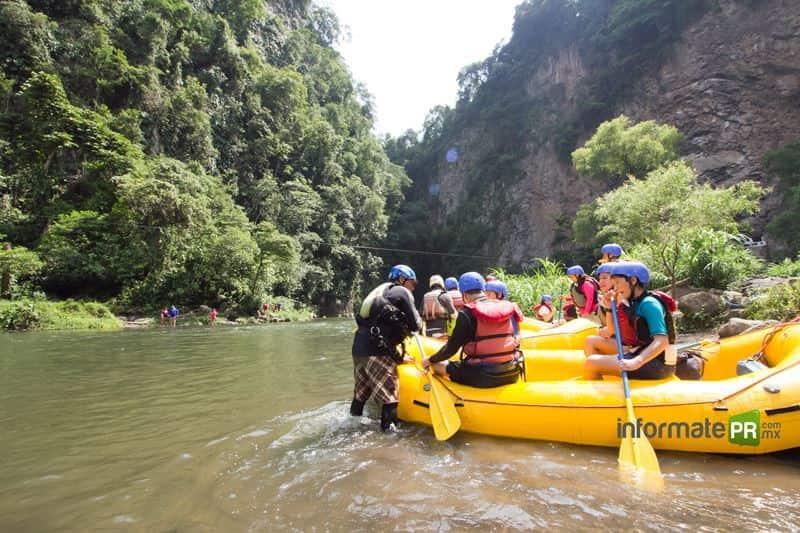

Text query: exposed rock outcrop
(679, 291), (728, 317)
(430, 0), (800, 264)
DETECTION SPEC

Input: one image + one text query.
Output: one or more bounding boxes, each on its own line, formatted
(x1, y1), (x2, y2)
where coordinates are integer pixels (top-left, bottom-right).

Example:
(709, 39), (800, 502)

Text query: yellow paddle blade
(618, 433), (635, 468)
(412, 333), (461, 441)
(618, 399), (663, 490)
(428, 371), (461, 441)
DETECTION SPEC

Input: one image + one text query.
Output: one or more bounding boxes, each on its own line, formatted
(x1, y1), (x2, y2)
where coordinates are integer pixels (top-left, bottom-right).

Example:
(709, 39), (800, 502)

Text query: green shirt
(632, 295), (667, 337)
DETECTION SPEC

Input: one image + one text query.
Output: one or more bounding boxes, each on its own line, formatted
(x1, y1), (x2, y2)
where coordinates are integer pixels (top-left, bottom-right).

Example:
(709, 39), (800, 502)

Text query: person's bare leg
(583, 354), (622, 380)
(583, 336), (619, 356)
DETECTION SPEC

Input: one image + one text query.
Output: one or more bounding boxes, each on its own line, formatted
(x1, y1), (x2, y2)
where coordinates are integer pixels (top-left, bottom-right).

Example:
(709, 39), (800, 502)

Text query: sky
(322, 0), (522, 137)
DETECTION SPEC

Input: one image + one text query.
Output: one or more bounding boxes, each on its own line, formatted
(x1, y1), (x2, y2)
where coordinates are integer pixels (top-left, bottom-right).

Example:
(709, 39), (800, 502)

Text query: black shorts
(446, 360), (521, 388)
(625, 352), (675, 380)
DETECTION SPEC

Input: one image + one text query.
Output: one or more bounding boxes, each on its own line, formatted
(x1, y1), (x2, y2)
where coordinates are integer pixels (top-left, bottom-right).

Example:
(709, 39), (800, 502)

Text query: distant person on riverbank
(209, 308), (218, 326)
(423, 272), (522, 388)
(532, 295), (555, 323)
(169, 305), (179, 327)
(444, 277), (464, 311)
(351, 264), (421, 431)
(421, 274), (457, 338)
(160, 308), (169, 325)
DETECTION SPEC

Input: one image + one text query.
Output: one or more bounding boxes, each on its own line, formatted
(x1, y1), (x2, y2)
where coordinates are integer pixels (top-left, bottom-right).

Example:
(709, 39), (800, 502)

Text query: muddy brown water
(1, 320), (798, 531)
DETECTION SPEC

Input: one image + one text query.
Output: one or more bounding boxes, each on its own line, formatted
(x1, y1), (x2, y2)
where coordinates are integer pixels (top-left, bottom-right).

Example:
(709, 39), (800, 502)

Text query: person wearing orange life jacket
(584, 261), (677, 380)
(421, 274), (457, 338)
(422, 272), (523, 388)
(566, 265), (601, 324)
(532, 295), (555, 323)
(444, 277), (464, 311)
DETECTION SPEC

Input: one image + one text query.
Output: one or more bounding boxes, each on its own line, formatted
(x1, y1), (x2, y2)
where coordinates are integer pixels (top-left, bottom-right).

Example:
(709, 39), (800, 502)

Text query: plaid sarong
(353, 355), (399, 405)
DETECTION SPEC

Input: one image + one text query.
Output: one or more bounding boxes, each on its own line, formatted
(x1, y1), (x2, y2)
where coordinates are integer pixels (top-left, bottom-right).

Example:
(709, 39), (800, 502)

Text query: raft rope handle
(714, 317), (800, 405)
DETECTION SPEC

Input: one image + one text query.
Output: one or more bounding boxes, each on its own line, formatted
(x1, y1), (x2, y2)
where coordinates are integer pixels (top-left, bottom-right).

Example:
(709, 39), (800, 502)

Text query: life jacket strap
(474, 332), (515, 341)
(465, 352), (518, 365)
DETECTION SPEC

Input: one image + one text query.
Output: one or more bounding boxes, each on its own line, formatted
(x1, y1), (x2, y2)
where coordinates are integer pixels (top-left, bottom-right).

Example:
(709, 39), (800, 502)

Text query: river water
(1, 320), (799, 531)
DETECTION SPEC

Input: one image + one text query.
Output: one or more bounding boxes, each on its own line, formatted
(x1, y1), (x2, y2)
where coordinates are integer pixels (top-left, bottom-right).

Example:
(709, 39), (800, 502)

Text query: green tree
(0, 1), (55, 82)
(764, 140), (800, 255)
(250, 221), (300, 304)
(592, 161), (763, 293)
(0, 242), (43, 298)
(571, 115), (682, 182)
(37, 210), (121, 296)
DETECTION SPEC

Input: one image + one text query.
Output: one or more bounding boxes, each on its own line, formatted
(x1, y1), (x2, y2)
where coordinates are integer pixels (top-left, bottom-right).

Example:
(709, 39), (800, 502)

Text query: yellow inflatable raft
(400, 323), (800, 454)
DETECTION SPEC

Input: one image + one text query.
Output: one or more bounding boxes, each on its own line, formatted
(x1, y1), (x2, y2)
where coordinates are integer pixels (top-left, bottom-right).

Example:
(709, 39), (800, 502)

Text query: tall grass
(0, 299), (122, 331)
(493, 258), (568, 315)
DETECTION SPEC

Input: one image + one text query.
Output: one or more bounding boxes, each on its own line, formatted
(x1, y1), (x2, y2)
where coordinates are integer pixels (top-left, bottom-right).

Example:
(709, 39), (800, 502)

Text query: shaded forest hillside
(0, 0), (408, 313)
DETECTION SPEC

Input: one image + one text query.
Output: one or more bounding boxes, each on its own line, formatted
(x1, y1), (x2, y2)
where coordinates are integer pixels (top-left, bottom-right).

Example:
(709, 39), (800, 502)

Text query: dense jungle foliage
(0, 0), (408, 313)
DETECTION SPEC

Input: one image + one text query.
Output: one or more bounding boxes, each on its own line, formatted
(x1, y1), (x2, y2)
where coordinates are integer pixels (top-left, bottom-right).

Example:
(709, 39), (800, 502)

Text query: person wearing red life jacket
(422, 272), (523, 388)
(420, 274), (457, 338)
(583, 261), (677, 380)
(583, 263), (637, 356)
(444, 277), (464, 311)
(486, 280), (523, 334)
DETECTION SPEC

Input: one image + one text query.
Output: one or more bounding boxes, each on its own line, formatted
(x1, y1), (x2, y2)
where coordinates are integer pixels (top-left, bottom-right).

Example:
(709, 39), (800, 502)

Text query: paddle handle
(610, 300), (632, 400)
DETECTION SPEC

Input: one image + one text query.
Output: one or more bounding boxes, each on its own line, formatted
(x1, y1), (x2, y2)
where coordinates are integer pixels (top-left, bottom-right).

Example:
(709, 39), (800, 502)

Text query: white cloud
(322, 0), (521, 137)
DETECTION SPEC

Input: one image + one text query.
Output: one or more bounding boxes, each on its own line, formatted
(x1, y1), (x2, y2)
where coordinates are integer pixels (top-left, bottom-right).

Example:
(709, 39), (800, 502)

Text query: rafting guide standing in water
(351, 264), (422, 431)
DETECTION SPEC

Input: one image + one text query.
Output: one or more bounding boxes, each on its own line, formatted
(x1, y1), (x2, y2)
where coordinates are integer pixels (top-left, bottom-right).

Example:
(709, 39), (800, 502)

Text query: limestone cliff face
(432, 0), (800, 265)
(625, 0), (800, 237)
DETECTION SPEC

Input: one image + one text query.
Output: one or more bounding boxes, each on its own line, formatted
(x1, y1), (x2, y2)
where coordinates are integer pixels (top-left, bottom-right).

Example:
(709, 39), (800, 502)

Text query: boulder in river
(678, 291), (727, 317)
(718, 317), (777, 338)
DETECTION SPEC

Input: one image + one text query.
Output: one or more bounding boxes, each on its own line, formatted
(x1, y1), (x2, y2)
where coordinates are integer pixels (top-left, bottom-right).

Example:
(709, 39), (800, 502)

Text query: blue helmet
(601, 243), (623, 258)
(541, 294), (552, 303)
(610, 261), (650, 286)
(566, 265), (585, 277)
(388, 264), (416, 282)
(444, 277), (458, 291)
(596, 262), (615, 276)
(459, 271), (485, 293)
(485, 280), (508, 299)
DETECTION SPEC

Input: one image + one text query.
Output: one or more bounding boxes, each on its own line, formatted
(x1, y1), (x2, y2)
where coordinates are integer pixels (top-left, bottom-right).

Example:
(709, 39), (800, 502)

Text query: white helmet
(429, 274), (445, 289)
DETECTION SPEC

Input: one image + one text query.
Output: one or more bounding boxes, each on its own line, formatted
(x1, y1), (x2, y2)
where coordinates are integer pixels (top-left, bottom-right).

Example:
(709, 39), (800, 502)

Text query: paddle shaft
(610, 300), (632, 398)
